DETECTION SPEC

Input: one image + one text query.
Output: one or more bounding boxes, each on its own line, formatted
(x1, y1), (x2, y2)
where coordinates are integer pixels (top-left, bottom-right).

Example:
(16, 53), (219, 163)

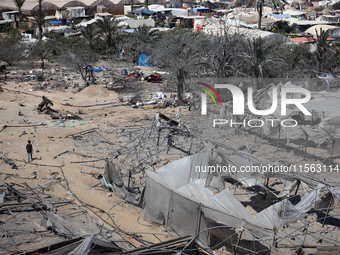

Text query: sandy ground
(0, 62), (186, 253)
(1, 60), (340, 255)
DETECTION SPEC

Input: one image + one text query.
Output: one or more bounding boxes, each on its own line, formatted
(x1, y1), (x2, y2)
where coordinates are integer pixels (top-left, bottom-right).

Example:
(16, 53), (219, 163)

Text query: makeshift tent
(2, 11), (19, 21)
(193, 7), (210, 15)
(48, 20), (71, 25)
(115, 16), (132, 21)
(264, 13), (291, 19)
(304, 24), (340, 37)
(138, 54), (152, 67)
(148, 4), (172, 13)
(143, 151), (337, 245)
(171, 8), (189, 17)
(67, 7), (86, 18)
(126, 19), (155, 28)
(136, 10), (155, 15)
(47, 26), (78, 34)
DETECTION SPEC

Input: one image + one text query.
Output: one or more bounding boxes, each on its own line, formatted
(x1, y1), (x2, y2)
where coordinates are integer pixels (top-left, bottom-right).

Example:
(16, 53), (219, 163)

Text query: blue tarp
(168, 3), (182, 8)
(136, 10), (155, 15)
(264, 14), (291, 19)
(121, 28), (135, 33)
(138, 54), (152, 67)
(92, 67), (108, 72)
(193, 7), (210, 15)
(49, 20), (71, 25)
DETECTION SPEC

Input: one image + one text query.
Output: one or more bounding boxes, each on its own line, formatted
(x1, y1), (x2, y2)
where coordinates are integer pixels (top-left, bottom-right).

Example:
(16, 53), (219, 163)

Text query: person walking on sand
(26, 140), (33, 162)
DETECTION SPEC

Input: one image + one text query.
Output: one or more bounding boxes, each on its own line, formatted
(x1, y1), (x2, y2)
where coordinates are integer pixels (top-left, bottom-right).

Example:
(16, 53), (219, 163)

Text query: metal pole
(322, 196), (334, 228)
(233, 228), (244, 255)
(292, 180), (301, 204)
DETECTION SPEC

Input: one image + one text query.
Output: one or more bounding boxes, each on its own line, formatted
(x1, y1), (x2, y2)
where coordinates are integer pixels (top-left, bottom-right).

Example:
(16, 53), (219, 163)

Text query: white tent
(143, 151), (336, 245)
(304, 24), (340, 37)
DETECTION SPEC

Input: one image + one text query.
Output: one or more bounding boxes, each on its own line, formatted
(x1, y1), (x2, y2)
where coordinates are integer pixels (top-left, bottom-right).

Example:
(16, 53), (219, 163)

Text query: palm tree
(13, 0), (26, 24)
(255, 0), (287, 29)
(96, 19), (117, 49)
(31, 0), (45, 40)
(119, 25), (161, 64)
(153, 32), (204, 99)
(315, 28), (332, 73)
(81, 25), (98, 51)
(135, 25), (160, 43)
(242, 37), (286, 90)
(207, 24), (244, 78)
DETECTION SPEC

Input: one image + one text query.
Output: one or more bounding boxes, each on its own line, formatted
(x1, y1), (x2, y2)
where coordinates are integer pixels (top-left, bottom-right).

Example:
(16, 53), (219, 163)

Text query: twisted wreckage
(101, 82), (340, 254)
(2, 80), (340, 254)
(101, 136), (340, 254)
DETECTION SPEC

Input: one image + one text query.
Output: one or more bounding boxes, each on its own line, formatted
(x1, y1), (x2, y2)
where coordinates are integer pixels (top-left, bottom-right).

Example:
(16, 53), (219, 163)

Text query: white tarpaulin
(143, 151), (337, 243)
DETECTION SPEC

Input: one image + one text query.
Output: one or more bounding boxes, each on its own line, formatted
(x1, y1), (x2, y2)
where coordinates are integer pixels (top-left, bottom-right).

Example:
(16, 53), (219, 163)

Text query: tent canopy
(304, 24), (339, 36)
(126, 19), (155, 28)
(138, 54), (152, 67)
(136, 10), (156, 15)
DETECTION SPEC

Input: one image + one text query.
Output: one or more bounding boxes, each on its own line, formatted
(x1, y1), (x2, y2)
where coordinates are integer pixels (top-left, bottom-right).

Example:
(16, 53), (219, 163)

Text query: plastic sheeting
(143, 151), (337, 242)
(102, 160), (127, 199)
(136, 10), (155, 15)
(138, 54), (152, 67)
(126, 19), (155, 28)
(171, 8), (189, 17)
(46, 211), (76, 236)
(68, 235), (121, 254)
(193, 7), (210, 15)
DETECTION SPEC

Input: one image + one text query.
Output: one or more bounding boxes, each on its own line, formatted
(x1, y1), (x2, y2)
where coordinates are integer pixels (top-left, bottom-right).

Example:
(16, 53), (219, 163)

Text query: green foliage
(273, 43), (315, 76)
(314, 6), (325, 12)
(96, 19), (118, 50)
(119, 25), (163, 63)
(31, 0), (46, 40)
(153, 31), (205, 98)
(239, 37), (290, 89)
(2, 24), (21, 36)
(56, 37), (97, 81)
(168, 26), (193, 34)
(13, 0), (25, 10)
(0, 33), (25, 66)
(81, 25), (98, 51)
(315, 28), (337, 72)
(235, 0), (242, 7)
(18, 22), (30, 32)
(332, 2), (340, 9)
(72, 19), (82, 26)
(270, 21), (296, 36)
(13, 0), (26, 22)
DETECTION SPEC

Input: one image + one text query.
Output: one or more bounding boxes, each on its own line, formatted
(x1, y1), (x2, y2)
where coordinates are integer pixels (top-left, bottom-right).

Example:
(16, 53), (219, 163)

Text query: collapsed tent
(102, 160), (141, 205)
(143, 151), (337, 245)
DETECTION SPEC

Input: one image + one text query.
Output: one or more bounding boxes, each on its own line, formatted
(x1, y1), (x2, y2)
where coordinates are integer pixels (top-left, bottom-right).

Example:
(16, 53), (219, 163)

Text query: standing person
(26, 140), (33, 162)
(41, 58), (45, 69)
(88, 65), (93, 81)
